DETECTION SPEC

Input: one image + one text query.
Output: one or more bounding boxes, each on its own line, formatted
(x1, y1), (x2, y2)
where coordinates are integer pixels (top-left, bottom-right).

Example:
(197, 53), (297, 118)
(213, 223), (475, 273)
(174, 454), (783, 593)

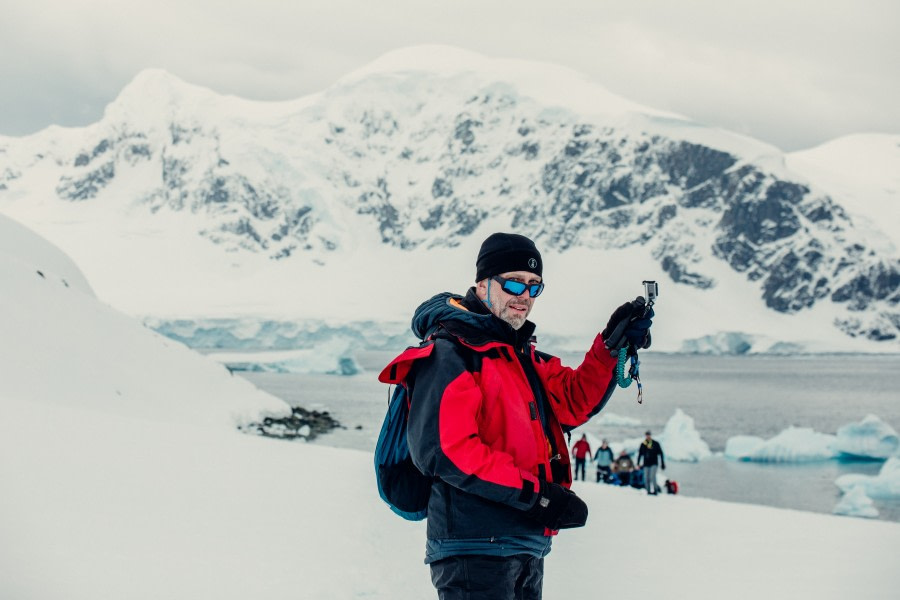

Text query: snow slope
(788, 133), (900, 252)
(0, 212), (289, 429)
(2, 393), (899, 600)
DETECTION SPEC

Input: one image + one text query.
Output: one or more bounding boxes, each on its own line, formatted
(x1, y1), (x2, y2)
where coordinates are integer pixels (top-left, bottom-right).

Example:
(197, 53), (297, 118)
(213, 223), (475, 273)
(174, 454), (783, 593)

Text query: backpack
(374, 343), (436, 520)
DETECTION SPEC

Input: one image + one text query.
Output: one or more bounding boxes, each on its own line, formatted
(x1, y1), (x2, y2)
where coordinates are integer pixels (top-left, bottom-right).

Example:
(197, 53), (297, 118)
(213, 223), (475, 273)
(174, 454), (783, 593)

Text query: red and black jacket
(388, 289), (618, 540)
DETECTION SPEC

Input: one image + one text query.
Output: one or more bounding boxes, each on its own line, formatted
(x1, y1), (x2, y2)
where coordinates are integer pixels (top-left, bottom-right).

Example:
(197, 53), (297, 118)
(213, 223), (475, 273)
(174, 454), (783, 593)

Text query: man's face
(476, 270), (542, 330)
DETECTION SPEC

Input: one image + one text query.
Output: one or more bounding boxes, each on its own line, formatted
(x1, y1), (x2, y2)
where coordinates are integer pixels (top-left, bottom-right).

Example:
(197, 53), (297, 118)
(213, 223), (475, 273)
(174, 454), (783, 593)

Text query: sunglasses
(491, 275), (544, 298)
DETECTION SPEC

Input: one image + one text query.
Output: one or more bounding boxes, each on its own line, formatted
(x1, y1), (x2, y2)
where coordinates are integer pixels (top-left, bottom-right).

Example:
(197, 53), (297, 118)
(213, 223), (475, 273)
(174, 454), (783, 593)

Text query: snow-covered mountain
(1, 46), (897, 353)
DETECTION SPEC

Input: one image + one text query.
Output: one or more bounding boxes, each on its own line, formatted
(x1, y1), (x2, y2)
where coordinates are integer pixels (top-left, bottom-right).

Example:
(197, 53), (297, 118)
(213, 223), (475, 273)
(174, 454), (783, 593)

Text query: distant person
(594, 439), (614, 483)
(572, 434), (592, 481)
(612, 449), (635, 486)
(637, 430), (666, 495)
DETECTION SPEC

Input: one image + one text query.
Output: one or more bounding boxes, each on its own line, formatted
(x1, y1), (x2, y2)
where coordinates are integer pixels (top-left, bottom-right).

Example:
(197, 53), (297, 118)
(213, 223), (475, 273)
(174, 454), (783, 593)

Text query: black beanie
(475, 232), (543, 282)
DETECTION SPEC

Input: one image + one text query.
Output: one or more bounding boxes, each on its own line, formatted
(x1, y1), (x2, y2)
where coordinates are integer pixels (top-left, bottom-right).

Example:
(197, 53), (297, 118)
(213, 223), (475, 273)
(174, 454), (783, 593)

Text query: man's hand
(602, 297), (654, 353)
(526, 481), (588, 530)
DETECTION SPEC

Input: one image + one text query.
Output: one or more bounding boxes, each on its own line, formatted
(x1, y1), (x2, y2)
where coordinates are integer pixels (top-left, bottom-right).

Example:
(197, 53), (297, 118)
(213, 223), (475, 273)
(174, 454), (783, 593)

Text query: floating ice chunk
(658, 408), (712, 462)
(834, 414), (899, 460)
(680, 331), (755, 355)
(833, 485), (879, 518)
(724, 435), (765, 460)
(835, 457), (900, 499)
(208, 338), (362, 375)
(724, 426), (838, 462)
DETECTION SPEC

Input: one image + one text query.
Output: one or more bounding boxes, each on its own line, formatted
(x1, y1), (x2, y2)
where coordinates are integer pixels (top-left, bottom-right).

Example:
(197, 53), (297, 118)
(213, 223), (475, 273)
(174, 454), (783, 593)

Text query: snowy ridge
(0, 214), (290, 429)
(0, 46), (897, 352)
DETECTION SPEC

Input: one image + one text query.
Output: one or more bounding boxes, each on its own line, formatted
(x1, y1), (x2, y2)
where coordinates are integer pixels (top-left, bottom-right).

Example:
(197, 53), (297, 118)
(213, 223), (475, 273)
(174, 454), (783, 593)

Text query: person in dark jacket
(637, 430), (666, 495)
(401, 232), (654, 599)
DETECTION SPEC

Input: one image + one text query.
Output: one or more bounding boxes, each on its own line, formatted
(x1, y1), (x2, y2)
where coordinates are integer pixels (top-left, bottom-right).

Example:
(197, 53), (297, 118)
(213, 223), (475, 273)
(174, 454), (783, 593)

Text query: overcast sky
(1, 0), (897, 151)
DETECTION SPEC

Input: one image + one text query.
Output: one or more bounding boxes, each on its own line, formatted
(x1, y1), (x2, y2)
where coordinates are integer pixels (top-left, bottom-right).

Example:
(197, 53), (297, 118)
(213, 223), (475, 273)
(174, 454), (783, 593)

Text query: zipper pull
(549, 453), (561, 462)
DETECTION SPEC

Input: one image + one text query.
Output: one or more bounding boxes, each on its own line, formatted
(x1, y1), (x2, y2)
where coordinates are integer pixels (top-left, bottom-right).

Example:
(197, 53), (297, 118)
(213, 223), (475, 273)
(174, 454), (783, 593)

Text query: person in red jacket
(571, 434), (592, 481)
(403, 232), (654, 599)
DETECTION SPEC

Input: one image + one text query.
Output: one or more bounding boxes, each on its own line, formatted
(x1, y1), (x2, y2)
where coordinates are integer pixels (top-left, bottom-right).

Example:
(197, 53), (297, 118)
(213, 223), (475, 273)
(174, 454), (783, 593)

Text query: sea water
(239, 353), (900, 522)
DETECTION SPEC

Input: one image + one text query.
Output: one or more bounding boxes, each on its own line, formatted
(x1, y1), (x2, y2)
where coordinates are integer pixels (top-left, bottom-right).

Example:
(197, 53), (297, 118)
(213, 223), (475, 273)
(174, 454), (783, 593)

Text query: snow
(787, 133), (900, 253)
(0, 213), (290, 431)
(3, 394), (900, 599)
(2, 216), (900, 599)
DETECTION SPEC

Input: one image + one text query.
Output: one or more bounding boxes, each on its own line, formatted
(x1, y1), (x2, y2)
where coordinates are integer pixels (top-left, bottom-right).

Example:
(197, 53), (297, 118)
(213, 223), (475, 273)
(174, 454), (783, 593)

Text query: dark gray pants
(430, 554), (544, 600)
(644, 465), (659, 494)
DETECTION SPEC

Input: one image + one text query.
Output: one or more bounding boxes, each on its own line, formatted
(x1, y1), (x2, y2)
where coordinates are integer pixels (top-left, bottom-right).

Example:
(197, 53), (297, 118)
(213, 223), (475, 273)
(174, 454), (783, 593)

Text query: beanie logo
(528, 258), (537, 269)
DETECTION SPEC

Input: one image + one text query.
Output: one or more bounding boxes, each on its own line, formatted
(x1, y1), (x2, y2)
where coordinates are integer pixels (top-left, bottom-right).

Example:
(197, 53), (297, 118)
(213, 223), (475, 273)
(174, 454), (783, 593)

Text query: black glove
(602, 297), (654, 353)
(526, 481), (588, 530)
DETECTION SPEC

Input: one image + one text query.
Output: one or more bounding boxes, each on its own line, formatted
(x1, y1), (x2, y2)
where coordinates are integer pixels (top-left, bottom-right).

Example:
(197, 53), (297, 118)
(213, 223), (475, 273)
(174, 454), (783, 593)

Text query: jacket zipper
(513, 343), (561, 478)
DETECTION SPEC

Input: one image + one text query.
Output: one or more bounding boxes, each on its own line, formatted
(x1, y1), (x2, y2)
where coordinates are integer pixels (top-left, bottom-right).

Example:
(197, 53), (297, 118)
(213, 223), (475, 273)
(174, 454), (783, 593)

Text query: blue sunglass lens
(503, 280), (527, 295)
(494, 276), (544, 298)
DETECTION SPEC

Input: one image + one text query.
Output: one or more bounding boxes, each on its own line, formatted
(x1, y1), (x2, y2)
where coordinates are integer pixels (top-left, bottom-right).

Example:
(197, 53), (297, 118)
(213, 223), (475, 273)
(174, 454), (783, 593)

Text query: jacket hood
(410, 288), (536, 346)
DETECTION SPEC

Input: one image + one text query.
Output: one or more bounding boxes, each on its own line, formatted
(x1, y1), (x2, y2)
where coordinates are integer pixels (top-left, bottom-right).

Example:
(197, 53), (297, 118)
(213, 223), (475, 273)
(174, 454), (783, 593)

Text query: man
(403, 232), (653, 599)
(594, 439), (614, 483)
(637, 430), (666, 495)
(571, 435), (592, 481)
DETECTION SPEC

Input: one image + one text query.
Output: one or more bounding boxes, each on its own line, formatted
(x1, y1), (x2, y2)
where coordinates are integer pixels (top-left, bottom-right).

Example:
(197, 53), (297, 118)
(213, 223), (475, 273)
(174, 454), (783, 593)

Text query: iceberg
(833, 485), (879, 519)
(834, 414), (899, 460)
(835, 457), (900, 499)
(724, 426), (838, 462)
(611, 409), (711, 462)
(724, 435), (765, 460)
(207, 338), (362, 375)
(657, 408), (712, 462)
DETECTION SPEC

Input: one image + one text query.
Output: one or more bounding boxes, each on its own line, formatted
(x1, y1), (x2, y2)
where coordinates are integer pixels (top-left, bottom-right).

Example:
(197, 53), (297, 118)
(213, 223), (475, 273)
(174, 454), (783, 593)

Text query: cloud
(1, 0), (898, 150)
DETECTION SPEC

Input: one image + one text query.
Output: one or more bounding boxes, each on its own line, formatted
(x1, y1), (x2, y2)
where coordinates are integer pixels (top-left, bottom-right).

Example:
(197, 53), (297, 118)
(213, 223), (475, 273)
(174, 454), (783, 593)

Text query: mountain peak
(103, 68), (219, 127)
(337, 44), (679, 122)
